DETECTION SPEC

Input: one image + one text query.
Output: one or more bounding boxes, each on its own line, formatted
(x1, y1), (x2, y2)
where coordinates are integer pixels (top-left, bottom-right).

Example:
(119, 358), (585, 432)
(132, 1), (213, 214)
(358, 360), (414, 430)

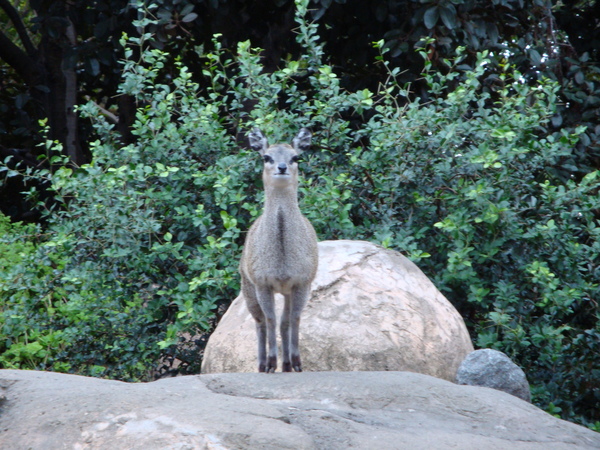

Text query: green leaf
(529, 48), (542, 66)
(439, 5), (457, 29)
(423, 6), (439, 29)
(182, 12), (198, 23)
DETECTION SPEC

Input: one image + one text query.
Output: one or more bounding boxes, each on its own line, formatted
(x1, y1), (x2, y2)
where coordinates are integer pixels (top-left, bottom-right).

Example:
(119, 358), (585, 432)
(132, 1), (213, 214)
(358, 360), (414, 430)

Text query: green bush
(0, 213), (37, 272)
(0, 0), (597, 428)
(349, 49), (600, 427)
(0, 20), (257, 380)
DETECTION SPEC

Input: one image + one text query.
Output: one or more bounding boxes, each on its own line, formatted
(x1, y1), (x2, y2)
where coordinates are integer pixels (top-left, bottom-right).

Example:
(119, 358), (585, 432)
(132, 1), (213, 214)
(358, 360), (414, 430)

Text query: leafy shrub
(0, 0), (598, 428)
(350, 49), (600, 427)
(0, 213), (37, 272)
(0, 18), (257, 380)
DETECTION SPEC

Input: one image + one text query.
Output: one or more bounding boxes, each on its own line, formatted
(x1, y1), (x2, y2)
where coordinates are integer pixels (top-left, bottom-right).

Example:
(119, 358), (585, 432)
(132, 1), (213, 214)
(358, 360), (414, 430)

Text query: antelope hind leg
(281, 294), (293, 372)
(290, 284), (310, 372)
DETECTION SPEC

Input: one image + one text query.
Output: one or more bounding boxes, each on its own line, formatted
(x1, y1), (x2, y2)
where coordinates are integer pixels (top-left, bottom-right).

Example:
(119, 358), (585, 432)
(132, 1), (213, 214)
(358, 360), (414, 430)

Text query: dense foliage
(1, 0), (598, 430)
(1, 1), (598, 179)
(0, 26), (252, 378)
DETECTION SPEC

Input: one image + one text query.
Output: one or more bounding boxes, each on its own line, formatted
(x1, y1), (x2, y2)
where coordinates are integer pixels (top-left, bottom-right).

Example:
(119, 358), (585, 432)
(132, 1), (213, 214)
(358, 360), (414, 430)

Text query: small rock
(456, 349), (531, 402)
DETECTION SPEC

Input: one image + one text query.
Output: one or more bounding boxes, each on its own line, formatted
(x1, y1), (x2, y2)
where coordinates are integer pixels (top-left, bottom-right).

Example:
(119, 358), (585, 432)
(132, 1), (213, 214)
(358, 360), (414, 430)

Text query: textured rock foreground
(1, 369), (598, 449)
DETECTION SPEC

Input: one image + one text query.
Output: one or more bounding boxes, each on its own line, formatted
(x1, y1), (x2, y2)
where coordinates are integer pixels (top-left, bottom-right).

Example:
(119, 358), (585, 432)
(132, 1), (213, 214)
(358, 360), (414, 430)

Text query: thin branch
(0, 29), (39, 86)
(0, 0), (37, 56)
(84, 96), (119, 124)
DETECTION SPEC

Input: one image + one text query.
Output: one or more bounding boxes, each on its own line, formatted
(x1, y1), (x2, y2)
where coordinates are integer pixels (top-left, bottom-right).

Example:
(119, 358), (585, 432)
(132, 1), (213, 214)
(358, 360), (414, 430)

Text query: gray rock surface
(1, 369), (599, 449)
(202, 240), (473, 380)
(457, 349), (532, 402)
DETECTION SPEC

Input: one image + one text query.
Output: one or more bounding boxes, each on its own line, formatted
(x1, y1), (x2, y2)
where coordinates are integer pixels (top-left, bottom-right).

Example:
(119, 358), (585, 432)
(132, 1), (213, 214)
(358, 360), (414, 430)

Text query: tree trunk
(38, 14), (84, 166)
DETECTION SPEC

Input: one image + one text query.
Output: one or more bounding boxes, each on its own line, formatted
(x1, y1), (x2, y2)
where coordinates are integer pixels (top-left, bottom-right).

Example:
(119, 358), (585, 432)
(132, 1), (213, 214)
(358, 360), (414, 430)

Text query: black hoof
(291, 355), (302, 372)
(266, 355), (277, 373)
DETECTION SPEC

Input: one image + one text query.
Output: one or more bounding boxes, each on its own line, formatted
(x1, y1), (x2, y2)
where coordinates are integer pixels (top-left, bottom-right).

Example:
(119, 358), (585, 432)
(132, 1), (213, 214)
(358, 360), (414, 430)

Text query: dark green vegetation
(1, 0), (598, 430)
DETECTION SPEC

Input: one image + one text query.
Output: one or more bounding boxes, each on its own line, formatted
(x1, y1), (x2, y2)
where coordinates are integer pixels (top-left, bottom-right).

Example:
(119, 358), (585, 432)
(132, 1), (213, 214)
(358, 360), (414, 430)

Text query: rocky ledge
(0, 369), (598, 449)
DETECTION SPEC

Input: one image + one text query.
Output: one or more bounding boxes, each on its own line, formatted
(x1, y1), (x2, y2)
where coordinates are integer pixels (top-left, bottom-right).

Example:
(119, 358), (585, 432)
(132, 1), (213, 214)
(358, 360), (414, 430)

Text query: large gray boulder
(457, 348), (532, 402)
(1, 369), (598, 449)
(202, 240), (474, 381)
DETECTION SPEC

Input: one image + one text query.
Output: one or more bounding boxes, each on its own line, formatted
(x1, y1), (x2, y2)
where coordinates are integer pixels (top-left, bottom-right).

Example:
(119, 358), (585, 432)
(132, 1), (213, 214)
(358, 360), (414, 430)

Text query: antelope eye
(290, 155), (300, 164)
(263, 155), (274, 164)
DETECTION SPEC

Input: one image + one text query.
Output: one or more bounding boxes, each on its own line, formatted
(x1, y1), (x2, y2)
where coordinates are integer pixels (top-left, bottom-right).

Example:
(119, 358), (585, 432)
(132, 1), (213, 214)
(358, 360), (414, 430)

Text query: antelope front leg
(256, 286), (278, 373)
(289, 284), (310, 372)
(242, 275), (270, 372)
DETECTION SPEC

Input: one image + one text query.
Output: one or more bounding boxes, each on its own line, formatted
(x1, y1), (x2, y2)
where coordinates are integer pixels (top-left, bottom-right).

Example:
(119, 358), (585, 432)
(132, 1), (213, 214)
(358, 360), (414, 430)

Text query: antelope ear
(248, 128), (268, 154)
(292, 128), (312, 153)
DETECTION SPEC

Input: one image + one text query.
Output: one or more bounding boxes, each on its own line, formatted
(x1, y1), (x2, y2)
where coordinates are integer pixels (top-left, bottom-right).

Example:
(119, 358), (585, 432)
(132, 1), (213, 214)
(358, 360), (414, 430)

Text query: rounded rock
(456, 348), (531, 402)
(202, 240), (474, 381)
(202, 240), (473, 381)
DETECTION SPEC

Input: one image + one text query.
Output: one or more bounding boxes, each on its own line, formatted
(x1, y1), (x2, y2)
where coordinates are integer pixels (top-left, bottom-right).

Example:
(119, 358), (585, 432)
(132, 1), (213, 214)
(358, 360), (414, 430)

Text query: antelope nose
(277, 163), (287, 174)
